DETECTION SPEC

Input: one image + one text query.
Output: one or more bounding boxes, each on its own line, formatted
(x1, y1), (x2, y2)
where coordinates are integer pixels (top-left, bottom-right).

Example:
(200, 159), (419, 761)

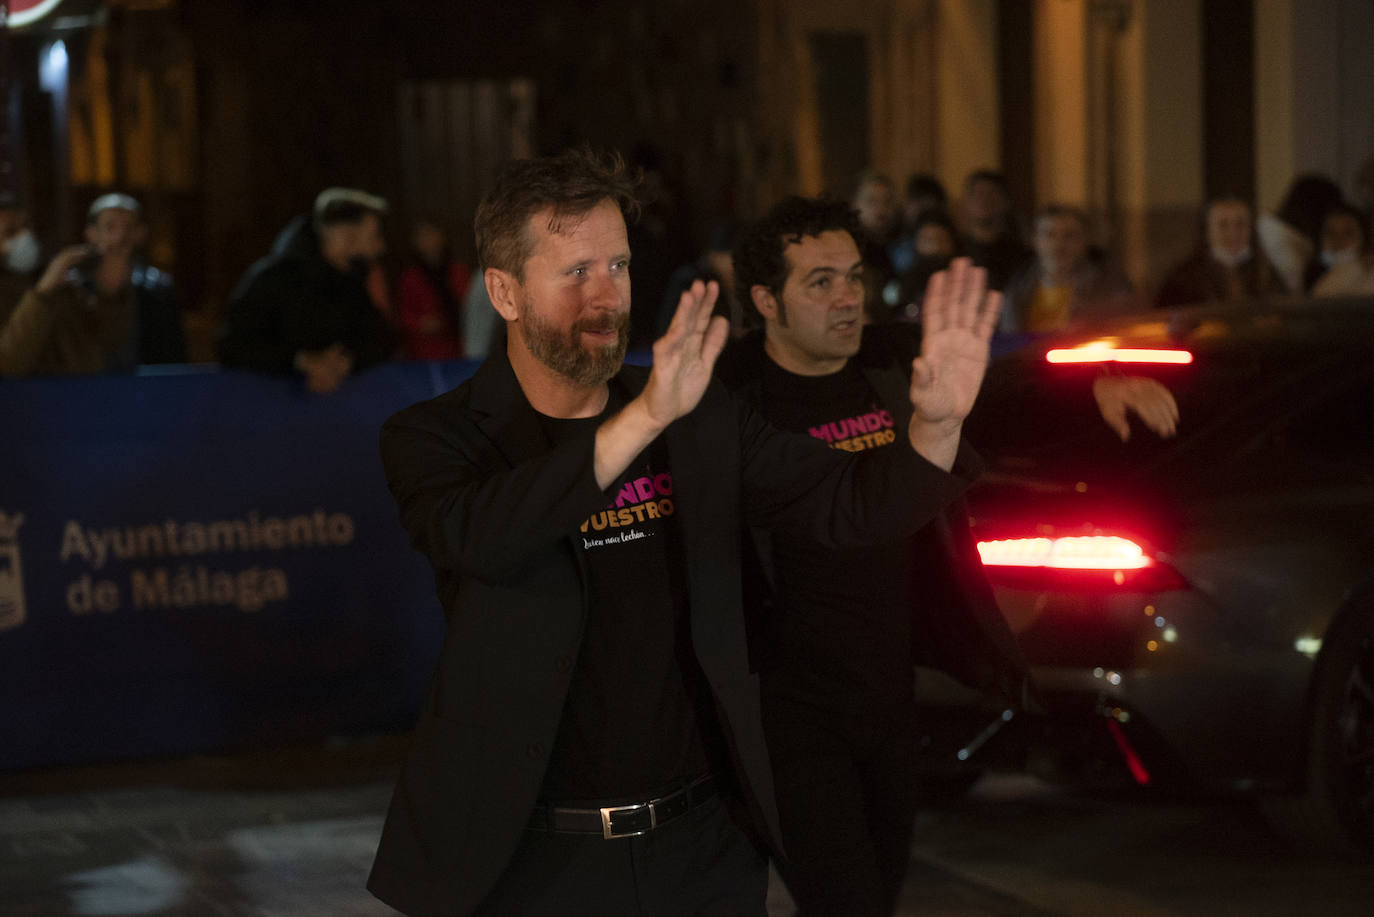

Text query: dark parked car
(952, 298), (1374, 853)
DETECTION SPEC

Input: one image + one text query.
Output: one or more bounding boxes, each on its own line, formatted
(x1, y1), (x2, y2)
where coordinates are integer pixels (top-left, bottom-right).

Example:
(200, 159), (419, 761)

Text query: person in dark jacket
(891, 172), (950, 276)
(721, 195), (1178, 916)
(655, 220), (745, 339)
(893, 208), (962, 321)
(219, 188), (395, 393)
(849, 170), (902, 322)
(1155, 196), (1286, 309)
(1256, 173), (1343, 293)
(720, 196), (1028, 915)
(957, 170), (1032, 292)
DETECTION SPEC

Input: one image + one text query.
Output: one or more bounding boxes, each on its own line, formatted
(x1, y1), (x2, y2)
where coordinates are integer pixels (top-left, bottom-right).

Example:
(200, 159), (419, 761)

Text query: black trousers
(763, 692), (921, 917)
(472, 793), (769, 916)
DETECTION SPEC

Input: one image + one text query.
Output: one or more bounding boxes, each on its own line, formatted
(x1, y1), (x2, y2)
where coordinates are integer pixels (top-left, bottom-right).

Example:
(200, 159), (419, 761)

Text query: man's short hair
(905, 173), (947, 206)
(1205, 193), (1250, 213)
(1035, 203), (1088, 232)
(963, 169), (1010, 198)
(87, 192), (142, 223)
(313, 187), (388, 234)
(851, 169), (894, 198)
(474, 148), (641, 279)
(733, 196), (863, 322)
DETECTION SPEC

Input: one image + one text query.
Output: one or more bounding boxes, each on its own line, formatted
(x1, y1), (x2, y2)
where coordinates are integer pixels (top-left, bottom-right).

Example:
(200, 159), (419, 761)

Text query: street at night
(4, 743), (1373, 916)
(4, 2), (1374, 915)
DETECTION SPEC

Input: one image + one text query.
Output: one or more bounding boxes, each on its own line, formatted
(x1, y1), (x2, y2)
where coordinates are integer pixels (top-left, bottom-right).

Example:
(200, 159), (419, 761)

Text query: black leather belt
(527, 774), (717, 839)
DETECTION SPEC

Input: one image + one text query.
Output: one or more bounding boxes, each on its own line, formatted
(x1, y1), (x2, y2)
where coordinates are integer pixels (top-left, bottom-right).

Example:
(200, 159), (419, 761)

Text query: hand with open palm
(907, 257), (1002, 468)
(641, 278), (731, 429)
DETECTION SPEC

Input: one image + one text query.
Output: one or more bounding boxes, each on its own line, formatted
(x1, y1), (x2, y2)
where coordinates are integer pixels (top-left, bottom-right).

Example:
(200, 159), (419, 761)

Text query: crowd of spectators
(2, 156), (1372, 385)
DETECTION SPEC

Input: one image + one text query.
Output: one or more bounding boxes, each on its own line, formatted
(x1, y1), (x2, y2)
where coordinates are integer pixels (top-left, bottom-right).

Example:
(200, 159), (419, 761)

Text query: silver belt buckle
(600, 799), (657, 839)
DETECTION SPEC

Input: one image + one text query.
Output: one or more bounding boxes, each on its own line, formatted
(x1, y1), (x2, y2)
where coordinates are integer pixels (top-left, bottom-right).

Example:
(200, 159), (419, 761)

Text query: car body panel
(953, 298), (1374, 793)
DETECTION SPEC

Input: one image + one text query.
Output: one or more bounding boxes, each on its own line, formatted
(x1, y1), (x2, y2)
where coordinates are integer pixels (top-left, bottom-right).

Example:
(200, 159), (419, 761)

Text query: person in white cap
(219, 187), (395, 393)
(0, 192), (184, 376)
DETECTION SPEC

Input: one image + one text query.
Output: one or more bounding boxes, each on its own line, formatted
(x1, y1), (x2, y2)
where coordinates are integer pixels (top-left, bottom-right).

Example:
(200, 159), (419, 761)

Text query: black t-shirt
(757, 359), (918, 712)
(536, 394), (720, 802)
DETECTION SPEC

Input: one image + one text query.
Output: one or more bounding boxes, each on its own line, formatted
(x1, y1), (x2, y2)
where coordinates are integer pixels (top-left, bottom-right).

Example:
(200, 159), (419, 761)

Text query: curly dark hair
(474, 147), (641, 279)
(732, 196), (864, 324)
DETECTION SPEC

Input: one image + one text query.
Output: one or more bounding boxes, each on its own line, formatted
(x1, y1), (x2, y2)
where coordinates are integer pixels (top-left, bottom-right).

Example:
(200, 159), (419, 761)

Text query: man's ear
(486, 268), (521, 321)
(750, 285), (779, 323)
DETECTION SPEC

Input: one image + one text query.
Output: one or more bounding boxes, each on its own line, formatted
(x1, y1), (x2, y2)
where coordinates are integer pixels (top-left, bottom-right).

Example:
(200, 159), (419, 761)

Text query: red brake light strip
(1046, 344), (1193, 365)
(976, 536), (1154, 570)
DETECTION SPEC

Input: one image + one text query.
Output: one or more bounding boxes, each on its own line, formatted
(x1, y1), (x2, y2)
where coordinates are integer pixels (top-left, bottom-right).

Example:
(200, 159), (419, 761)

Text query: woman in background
(1156, 196), (1286, 308)
(396, 216), (470, 360)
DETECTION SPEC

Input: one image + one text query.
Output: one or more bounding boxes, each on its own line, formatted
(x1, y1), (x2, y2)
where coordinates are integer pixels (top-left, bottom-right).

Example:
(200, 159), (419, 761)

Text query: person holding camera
(0, 193), (184, 377)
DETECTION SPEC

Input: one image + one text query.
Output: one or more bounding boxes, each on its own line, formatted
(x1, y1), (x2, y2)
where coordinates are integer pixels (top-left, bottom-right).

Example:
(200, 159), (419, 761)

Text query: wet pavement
(0, 739), (403, 917)
(0, 736), (1041, 916)
(15, 736), (1372, 915)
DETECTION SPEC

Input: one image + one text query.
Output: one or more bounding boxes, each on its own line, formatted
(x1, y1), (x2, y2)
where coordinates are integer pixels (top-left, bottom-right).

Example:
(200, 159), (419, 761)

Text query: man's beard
(519, 297), (629, 386)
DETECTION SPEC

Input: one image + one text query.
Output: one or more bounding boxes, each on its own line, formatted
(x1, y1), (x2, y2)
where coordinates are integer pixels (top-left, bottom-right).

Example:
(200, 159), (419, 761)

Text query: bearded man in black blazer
(367, 149), (1002, 917)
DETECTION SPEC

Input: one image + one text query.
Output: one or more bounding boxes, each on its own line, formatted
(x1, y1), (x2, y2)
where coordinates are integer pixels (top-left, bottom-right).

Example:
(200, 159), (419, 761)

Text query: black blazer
(367, 345), (978, 916)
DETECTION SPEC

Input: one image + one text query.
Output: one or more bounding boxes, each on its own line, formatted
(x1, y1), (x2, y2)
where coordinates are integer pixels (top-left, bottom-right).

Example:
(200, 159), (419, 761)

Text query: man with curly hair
(721, 196), (1029, 914)
(720, 195), (1177, 914)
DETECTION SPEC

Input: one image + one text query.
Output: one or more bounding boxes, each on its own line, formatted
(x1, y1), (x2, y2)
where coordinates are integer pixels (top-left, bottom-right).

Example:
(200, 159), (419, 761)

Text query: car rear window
(964, 342), (1300, 484)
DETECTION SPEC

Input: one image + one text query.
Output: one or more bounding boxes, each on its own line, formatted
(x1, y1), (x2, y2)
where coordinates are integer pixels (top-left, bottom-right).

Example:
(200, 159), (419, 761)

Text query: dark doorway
(1202, 0), (1255, 203)
(997, 0), (1034, 215)
(809, 31), (869, 200)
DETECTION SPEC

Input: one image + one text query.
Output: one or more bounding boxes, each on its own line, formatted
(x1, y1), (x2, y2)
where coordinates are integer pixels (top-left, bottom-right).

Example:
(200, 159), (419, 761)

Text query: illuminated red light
(1045, 343), (1193, 364)
(976, 535), (1153, 570)
(1105, 718), (1153, 786)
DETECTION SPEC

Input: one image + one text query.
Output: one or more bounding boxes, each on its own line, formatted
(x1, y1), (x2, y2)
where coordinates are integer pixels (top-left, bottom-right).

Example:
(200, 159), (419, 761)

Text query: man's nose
(589, 271), (626, 308)
(837, 276), (864, 309)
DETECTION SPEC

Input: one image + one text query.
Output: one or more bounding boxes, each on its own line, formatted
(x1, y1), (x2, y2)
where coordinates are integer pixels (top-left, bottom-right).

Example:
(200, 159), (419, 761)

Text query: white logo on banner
(0, 510), (26, 631)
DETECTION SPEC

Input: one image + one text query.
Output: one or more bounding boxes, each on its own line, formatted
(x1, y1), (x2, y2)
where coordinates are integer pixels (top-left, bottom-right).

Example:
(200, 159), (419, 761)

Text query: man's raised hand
(907, 257), (1002, 468)
(593, 279), (729, 489)
(641, 278), (731, 430)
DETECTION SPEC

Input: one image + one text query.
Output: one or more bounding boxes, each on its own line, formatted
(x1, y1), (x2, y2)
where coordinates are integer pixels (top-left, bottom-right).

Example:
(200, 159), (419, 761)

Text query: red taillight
(976, 534), (1185, 590)
(1045, 342), (1193, 364)
(977, 535), (1152, 570)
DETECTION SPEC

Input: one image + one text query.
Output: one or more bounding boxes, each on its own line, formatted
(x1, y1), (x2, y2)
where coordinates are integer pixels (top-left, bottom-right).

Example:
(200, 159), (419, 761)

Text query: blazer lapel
(466, 346), (551, 468)
(666, 397), (751, 681)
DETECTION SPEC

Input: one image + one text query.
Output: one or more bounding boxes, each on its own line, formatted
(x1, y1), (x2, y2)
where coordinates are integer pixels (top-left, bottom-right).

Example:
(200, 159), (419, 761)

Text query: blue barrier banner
(0, 361), (479, 772)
